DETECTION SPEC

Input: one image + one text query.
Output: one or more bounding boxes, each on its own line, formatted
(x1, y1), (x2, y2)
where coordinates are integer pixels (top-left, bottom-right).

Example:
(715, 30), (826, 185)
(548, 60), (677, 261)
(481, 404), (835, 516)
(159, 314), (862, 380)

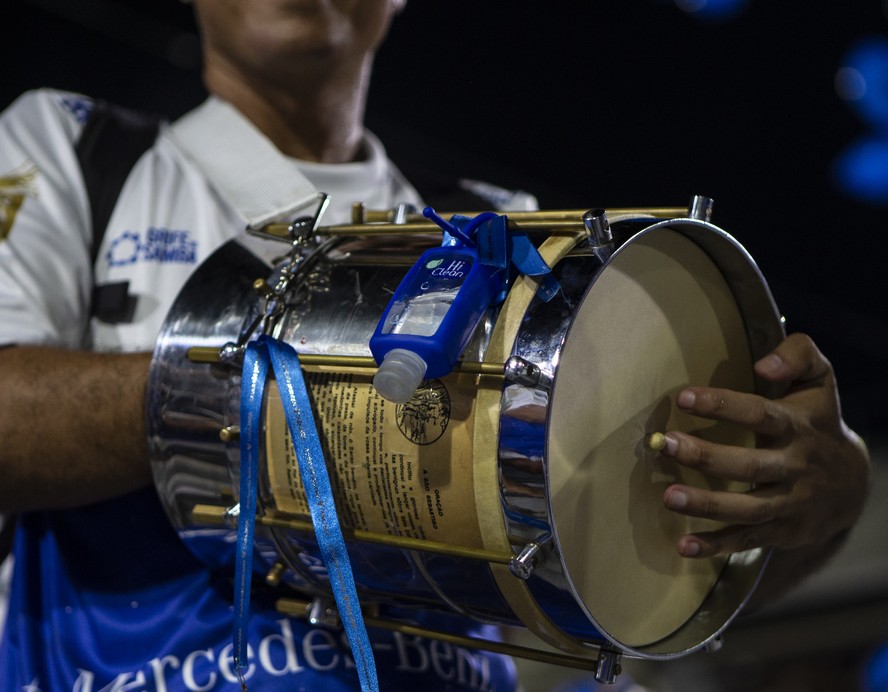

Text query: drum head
(548, 227), (754, 647)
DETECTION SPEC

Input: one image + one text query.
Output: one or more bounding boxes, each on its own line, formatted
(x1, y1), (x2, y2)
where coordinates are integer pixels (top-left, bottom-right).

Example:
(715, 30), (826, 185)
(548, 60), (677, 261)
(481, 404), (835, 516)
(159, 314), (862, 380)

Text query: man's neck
(203, 56), (372, 164)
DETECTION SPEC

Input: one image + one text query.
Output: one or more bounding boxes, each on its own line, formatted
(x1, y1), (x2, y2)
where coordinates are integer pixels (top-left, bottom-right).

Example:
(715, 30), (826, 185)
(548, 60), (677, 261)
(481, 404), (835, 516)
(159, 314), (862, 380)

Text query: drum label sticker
(396, 379), (450, 445)
(265, 371), (484, 549)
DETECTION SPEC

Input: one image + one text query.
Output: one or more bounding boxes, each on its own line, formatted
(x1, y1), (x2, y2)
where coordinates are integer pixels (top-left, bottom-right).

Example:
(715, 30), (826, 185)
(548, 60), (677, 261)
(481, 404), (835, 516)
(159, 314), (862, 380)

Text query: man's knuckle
(700, 497), (720, 519)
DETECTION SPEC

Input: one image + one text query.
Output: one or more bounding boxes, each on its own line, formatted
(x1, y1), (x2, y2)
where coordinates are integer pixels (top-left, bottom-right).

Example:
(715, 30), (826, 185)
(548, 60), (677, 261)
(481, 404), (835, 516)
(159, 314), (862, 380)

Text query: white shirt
(0, 89), (424, 353)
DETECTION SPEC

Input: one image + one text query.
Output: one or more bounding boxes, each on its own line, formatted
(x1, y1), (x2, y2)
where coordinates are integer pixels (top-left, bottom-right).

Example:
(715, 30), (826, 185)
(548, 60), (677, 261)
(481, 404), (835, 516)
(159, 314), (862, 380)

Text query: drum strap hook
(234, 335), (379, 691)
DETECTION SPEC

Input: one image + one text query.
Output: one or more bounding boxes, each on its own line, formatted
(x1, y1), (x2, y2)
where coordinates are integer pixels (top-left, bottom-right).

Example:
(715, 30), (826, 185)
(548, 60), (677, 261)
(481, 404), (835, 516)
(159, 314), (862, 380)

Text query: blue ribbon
(233, 341), (268, 688)
(234, 335), (379, 691)
(423, 206), (560, 303)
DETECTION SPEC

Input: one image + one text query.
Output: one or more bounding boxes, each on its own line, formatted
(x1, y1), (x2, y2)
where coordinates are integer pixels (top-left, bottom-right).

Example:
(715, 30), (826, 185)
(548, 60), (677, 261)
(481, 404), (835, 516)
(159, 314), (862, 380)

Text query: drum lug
(688, 194), (715, 222)
(219, 342), (244, 366)
(391, 202), (418, 225)
(704, 634), (724, 653)
(219, 425), (240, 442)
(265, 561), (287, 588)
(308, 598), (341, 628)
(223, 503), (240, 527)
(509, 535), (552, 579)
(582, 209), (615, 263)
(594, 647), (623, 685)
(504, 355), (552, 390)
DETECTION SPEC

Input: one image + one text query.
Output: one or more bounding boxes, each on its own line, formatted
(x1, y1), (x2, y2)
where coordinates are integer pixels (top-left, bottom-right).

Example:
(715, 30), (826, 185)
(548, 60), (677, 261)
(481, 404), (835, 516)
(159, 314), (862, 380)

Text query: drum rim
(502, 217), (783, 658)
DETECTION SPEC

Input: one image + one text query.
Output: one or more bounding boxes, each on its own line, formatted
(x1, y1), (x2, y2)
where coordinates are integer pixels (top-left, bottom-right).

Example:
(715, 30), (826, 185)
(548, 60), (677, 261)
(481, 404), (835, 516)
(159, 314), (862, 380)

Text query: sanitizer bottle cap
(373, 349), (428, 403)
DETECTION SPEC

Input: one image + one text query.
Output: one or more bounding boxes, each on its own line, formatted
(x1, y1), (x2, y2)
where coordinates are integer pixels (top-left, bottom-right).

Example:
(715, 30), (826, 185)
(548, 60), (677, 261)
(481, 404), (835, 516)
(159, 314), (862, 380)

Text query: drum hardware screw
(351, 201), (368, 224)
(504, 356), (552, 390)
(391, 203), (417, 225)
(288, 193), (331, 245)
(266, 562), (286, 588)
(704, 634), (724, 653)
(252, 278), (277, 300)
(287, 216), (315, 242)
(219, 425), (240, 442)
(219, 342), (243, 365)
(223, 504), (241, 528)
(582, 209), (615, 263)
(594, 647), (623, 685)
(308, 598), (341, 628)
(688, 195), (715, 222)
(509, 538), (551, 579)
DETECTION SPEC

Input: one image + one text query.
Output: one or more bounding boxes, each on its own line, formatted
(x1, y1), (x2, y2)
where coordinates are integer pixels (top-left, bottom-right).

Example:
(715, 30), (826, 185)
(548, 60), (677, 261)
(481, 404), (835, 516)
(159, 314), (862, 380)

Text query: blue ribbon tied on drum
(234, 335), (378, 691)
(423, 207), (560, 303)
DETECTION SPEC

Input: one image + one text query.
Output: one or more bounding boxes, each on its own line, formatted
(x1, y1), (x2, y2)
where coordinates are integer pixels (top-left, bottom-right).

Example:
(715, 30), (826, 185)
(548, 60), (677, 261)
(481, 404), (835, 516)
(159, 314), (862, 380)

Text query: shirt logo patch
(60, 95), (94, 124)
(106, 227), (197, 266)
(0, 164), (37, 242)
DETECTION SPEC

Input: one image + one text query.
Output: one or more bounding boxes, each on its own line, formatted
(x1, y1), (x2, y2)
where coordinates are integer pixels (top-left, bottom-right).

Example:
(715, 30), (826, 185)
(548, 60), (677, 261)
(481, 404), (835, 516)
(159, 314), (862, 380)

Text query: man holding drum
(0, 0), (870, 689)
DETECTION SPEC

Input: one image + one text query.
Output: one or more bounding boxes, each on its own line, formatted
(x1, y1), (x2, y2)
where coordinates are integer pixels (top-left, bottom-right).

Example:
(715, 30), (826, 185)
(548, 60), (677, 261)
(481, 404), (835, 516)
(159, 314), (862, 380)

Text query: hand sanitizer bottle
(370, 238), (503, 403)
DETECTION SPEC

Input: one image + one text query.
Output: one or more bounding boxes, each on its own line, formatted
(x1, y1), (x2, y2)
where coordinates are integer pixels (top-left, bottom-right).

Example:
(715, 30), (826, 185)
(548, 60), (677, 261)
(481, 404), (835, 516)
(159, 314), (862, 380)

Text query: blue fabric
(262, 335), (379, 691)
(233, 340), (269, 684)
(423, 207), (560, 304)
(0, 489), (518, 690)
(233, 336), (377, 689)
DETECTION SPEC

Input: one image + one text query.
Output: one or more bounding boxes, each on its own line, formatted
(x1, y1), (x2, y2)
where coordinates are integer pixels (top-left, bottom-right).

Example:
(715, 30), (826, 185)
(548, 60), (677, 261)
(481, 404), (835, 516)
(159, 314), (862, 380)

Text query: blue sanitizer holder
(370, 208), (558, 403)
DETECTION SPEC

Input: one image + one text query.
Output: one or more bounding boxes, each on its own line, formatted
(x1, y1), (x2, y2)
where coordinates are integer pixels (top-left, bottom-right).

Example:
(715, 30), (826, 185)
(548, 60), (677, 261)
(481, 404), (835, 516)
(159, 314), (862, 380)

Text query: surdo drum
(147, 197), (784, 680)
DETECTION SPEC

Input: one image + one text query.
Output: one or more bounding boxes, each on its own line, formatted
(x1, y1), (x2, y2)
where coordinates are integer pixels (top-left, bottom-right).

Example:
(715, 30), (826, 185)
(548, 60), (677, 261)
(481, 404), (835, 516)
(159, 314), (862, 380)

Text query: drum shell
(147, 216), (783, 658)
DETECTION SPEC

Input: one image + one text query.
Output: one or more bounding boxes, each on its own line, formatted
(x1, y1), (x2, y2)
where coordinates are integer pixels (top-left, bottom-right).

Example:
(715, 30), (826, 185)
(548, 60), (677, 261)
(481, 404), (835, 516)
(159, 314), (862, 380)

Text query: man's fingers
(676, 525), (772, 558)
(674, 387), (789, 438)
(663, 483), (785, 526)
(662, 431), (789, 483)
(754, 332), (832, 386)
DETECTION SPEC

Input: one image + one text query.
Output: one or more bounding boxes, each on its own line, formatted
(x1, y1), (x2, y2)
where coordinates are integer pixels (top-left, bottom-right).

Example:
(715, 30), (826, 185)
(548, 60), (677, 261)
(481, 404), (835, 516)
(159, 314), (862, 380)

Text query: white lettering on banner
(457, 647), (494, 692)
(303, 629), (340, 672)
(67, 620), (496, 691)
(258, 619), (303, 676)
(182, 650), (215, 691)
(148, 656), (180, 692)
(390, 633), (492, 691)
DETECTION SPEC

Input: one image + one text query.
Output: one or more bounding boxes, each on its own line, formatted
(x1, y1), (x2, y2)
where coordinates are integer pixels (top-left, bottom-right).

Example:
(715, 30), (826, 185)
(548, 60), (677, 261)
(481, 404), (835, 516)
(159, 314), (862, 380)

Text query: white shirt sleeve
(0, 89), (94, 348)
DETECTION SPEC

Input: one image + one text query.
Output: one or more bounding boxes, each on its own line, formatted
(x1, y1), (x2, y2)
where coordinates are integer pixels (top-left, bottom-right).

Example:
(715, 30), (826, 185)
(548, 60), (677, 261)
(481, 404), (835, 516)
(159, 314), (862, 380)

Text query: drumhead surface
(548, 228), (754, 647)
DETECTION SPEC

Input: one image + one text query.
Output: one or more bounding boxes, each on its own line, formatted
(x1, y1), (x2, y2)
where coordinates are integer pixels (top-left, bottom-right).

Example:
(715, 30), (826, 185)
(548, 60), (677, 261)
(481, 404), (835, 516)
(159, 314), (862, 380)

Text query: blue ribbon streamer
(423, 206), (560, 303)
(234, 335), (379, 691)
(233, 341), (268, 688)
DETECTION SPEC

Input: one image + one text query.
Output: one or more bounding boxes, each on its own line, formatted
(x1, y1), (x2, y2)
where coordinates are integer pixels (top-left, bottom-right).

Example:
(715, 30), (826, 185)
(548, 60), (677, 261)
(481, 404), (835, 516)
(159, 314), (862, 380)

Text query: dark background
(4, 0), (886, 439)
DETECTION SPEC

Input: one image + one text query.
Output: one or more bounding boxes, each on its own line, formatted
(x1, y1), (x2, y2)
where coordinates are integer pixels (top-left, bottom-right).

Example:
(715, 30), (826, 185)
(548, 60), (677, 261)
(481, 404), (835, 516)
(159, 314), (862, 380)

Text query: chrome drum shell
(147, 215), (784, 659)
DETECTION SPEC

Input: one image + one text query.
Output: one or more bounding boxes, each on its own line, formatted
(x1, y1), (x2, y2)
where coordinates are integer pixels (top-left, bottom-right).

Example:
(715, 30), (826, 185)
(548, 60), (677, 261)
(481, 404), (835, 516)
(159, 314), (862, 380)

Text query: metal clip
(218, 342), (244, 366)
(266, 562), (286, 588)
(223, 504), (240, 528)
(688, 194), (715, 222)
(246, 193), (331, 245)
(392, 203), (417, 225)
(582, 209), (615, 263)
(219, 425), (240, 442)
(704, 634), (724, 653)
(595, 647), (623, 685)
(308, 598), (341, 628)
(504, 356), (552, 390)
(509, 534), (552, 579)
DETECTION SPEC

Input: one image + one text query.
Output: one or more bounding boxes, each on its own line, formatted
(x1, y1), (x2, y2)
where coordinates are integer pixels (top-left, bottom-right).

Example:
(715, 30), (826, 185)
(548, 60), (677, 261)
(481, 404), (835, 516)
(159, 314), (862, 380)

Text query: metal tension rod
(256, 206), (688, 241)
(275, 597), (601, 672)
(191, 504), (515, 566)
(185, 348), (506, 377)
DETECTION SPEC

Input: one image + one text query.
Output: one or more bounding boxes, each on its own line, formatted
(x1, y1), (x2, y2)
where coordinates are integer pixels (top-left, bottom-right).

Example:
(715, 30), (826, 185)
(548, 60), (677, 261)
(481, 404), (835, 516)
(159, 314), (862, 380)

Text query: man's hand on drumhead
(658, 333), (870, 558)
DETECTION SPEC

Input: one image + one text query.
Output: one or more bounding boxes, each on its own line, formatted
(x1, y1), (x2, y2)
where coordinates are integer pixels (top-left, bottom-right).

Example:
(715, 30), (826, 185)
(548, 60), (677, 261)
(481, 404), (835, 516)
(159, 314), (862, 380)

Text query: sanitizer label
(380, 256), (474, 337)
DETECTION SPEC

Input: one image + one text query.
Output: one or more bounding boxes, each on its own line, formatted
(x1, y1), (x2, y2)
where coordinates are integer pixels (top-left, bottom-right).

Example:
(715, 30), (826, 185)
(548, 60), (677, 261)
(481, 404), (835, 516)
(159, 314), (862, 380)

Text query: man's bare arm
(0, 345), (153, 511)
